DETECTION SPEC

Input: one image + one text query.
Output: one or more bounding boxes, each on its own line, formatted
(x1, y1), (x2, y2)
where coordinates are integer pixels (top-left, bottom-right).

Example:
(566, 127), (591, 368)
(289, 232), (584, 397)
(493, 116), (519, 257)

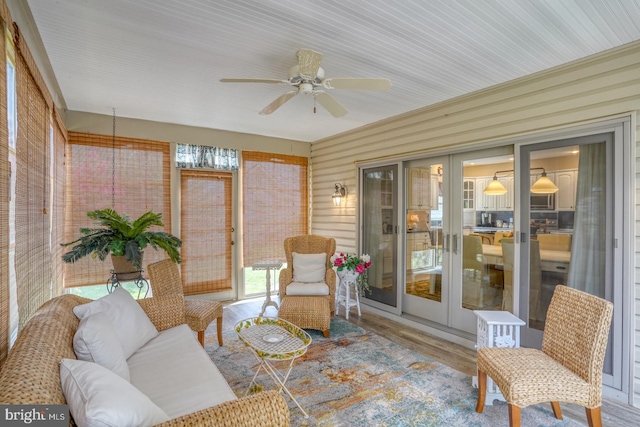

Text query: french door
(401, 147), (513, 333)
(402, 156), (449, 324)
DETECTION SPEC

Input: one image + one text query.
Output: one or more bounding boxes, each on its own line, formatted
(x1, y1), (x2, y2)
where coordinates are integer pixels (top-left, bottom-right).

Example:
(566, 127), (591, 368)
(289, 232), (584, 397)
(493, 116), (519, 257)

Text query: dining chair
(476, 285), (613, 427)
(536, 233), (572, 251)
(147, 259), (223, 347)
(462, 235), (499, 308)
(500, 238), (541, 318)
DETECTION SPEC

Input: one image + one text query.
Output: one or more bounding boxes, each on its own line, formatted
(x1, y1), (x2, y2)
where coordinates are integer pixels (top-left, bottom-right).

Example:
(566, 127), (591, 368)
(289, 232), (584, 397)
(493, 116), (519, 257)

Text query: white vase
(337, 269), (359, 283)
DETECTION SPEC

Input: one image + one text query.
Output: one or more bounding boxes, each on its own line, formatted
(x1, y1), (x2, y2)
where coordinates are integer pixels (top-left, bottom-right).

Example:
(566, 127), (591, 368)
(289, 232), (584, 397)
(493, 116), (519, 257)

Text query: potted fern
(61, 208), (182, 279)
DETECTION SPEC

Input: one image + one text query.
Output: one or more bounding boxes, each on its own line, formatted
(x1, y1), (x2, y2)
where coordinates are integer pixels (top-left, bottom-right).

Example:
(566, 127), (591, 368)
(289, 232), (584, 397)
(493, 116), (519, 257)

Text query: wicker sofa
(0, 293), (290, 427)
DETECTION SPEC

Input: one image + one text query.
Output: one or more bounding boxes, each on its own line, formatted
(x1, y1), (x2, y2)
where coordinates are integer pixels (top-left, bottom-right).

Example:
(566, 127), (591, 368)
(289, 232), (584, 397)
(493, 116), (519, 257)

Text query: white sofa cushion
(73, 312), (130, 381)
(292, 252), (326, 283)
(127, 324), (236, 420)
(285, 281), (330, 296)
(73, 287), (158, 359)
(60, 358), (169, 427)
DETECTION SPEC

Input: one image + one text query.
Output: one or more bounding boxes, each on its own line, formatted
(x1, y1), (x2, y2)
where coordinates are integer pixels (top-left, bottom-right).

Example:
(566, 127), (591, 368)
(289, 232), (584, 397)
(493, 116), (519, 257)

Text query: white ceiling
(20, 0), (640, 143)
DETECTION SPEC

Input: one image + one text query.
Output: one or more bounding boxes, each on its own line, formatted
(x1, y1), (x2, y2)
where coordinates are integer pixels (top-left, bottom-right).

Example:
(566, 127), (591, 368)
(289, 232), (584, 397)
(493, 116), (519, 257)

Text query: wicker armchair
(148, 259), (223, 347)
(278, 235), (336, 337)
(476, 285), (613, 427)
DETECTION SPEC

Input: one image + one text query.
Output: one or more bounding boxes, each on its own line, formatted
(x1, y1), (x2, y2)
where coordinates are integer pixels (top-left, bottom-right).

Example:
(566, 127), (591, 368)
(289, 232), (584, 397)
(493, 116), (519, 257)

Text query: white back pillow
(73, 311), (130, 381)
(73, 287), (158, 359)
(292, 252), (327, 283)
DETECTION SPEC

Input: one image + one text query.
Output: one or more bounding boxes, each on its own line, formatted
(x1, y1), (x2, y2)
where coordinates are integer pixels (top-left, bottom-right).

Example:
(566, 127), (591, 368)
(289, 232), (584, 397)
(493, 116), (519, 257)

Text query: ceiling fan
(220, 48), (391, 117)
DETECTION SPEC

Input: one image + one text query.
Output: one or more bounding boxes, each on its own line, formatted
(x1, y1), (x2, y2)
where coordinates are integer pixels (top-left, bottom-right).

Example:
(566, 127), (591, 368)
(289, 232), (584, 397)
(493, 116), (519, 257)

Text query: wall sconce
(483, 167), (559, 195)
(332, 183), (346, 206)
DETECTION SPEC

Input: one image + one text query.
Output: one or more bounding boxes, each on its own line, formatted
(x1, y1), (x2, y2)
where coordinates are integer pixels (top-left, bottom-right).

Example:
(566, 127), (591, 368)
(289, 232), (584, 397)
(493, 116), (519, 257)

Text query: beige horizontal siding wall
(310, 41), (640, 404)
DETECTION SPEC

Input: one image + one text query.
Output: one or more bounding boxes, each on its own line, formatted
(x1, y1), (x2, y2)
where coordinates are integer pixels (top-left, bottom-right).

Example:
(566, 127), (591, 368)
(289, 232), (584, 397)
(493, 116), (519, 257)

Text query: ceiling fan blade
(315, 92), (348, 118)
(259, 91), (297, 115)
(297, 48), (323, 79)
(220, 78), (286, 84)
(323, 78), (392, 90)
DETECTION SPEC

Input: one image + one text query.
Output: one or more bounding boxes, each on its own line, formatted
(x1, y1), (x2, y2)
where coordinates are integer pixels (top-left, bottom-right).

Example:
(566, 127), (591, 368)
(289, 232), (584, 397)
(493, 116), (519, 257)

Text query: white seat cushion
(127, 324), (236, 420)
(292, 252), (327, 283)
(60, 358), (169, 427)
(73, 287), (158, 359)
(286, 281), (329, 296)
(73, 311), (130, 381)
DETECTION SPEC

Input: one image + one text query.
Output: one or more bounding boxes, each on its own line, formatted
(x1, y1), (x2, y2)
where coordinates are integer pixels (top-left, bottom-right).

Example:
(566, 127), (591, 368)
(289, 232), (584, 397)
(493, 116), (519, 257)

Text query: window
(64, 133), (171, 287)
(242, 151), (308, 268)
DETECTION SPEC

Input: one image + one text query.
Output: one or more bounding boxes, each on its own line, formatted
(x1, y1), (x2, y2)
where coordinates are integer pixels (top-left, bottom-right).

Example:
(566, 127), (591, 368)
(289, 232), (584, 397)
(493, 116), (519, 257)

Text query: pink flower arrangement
(331, 252), (372, 294)
(330, 253), (372, 273)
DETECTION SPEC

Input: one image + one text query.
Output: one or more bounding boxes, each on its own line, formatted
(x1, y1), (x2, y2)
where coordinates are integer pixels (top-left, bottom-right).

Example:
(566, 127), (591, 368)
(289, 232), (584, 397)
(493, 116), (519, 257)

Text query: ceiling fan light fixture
(221, 48), (391, 117)
(299, 82), (314, 95)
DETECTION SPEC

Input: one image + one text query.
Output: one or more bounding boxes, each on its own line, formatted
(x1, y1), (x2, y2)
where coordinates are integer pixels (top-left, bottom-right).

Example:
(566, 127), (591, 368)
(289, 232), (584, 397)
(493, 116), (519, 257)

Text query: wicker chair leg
(475, 370), (486, 413)
(323, 329), (329, 338)
(217, 317), (223, 346)
(197, 330), (205, 346)
(585, 406), (602, 427)
(508, 404), (521, 427)
(550, 401), (563, 419)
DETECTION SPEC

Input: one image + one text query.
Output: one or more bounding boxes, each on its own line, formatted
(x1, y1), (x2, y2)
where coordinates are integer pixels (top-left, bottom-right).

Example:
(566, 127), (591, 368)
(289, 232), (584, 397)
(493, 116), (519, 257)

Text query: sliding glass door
(518, 128), (625, 391)
(361, 164), (398, 308)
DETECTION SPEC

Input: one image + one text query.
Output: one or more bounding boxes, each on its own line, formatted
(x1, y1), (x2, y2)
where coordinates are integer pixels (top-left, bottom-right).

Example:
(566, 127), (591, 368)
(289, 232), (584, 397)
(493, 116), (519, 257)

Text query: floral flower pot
(337, 269), (359, 283)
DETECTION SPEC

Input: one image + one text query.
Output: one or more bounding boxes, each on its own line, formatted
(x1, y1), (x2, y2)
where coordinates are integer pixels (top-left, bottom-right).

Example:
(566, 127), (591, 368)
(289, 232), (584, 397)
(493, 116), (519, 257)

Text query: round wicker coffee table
(235, 317), (312, 417)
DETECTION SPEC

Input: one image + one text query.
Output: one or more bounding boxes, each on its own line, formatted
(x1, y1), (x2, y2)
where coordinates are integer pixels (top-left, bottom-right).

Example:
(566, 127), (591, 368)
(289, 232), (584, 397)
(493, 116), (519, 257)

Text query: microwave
(531, 193), (555, 210)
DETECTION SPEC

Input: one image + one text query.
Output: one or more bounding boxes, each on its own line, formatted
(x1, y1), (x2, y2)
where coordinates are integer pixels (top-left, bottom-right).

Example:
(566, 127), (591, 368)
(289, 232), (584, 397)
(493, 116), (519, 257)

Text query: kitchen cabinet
(475, 176), (514, 211)
(408, 168), (431, 209)
(462, 179), (475, 210)
(496, 176), (514, 210)
(475, 177), (496, 211)
(431, 175), (440, 209)
(555, 170), (577, 210)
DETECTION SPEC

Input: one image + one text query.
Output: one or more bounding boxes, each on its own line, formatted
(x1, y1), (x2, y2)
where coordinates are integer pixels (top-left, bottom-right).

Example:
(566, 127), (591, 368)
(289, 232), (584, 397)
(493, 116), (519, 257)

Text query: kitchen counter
(470, 226), (514, 233)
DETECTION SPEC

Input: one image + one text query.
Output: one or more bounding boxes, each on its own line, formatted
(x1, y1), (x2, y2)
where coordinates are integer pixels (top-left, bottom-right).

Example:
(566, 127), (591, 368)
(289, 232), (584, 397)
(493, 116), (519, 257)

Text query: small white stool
(336, 276), (361, 320)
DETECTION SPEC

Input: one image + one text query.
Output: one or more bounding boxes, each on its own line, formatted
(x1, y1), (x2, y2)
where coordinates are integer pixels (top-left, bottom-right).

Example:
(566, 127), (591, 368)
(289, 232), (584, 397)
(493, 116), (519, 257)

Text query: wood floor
(221, 296), (640, 427)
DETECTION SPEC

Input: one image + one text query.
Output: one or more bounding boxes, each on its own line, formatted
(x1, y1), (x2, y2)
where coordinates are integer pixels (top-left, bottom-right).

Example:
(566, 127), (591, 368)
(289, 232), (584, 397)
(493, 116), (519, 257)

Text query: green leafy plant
(61, 208), (181, 270)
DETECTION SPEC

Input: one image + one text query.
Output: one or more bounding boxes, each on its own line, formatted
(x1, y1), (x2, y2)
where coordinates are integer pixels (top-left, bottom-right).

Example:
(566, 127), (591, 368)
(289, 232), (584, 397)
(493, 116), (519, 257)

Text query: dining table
(482, 244), (571, 274)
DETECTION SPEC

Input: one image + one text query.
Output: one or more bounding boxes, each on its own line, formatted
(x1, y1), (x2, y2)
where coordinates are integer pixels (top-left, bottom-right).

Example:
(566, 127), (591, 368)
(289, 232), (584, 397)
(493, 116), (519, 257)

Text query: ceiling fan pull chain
(314, 96), (317, 114)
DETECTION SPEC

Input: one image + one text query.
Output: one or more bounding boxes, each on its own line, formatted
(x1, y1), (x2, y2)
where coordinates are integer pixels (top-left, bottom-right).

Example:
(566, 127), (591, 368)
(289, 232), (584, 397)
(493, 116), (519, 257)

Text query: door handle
(452, 234), (458, 254)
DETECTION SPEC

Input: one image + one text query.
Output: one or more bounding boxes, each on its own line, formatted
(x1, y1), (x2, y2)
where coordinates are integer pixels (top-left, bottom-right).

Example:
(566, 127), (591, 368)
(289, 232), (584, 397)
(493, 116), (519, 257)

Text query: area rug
(207, 318), (583, 426)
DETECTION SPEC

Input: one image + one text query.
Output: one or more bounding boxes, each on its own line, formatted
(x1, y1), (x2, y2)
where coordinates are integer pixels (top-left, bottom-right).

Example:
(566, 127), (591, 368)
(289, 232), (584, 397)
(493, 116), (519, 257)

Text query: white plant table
(235, 317), (312, 418)
(336, 275), (361, 320)
(251, 260), (283, 316)
(472, 310), (525, 406)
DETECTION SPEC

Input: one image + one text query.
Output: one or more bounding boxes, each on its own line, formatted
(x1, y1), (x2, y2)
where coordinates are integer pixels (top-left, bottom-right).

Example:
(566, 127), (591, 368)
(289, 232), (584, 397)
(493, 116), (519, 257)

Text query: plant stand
(106, 269), (149, 299)
(336, 270), (361, 320)
(472, 310), (525, 406)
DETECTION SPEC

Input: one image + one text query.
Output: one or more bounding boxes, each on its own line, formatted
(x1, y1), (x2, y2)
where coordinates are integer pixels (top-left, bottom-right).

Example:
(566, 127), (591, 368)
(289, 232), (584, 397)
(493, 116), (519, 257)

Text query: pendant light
(483, 175), (508, 195)
(482, 167), (559, 195)
(529, 170), (558, 194)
